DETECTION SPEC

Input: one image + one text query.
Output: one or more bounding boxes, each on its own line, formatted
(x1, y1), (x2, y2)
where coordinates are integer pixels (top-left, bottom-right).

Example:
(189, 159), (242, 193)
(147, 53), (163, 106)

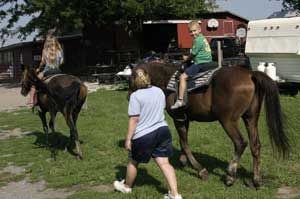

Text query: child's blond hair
(42, 36), (63, 66)
(131, 67), (151, 89)
(188, 20), (201, 31)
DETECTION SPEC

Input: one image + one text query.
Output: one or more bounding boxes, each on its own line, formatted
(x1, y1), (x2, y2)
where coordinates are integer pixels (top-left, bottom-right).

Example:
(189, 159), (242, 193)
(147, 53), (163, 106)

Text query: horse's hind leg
(221, 120), (248, 186)
(243, 114), (262, 188)
(49, 111), (57, 134)
(174, 120), (208, 180)
(72, 111), (83, 159)
(49, 111), (59, 149)
(38, 111), (49, 147)
(64, 111), (83, 160)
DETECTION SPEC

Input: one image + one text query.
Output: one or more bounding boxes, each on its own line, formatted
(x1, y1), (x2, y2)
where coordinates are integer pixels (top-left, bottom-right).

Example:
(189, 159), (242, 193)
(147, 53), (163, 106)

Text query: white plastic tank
(257, 62), (266, 72)
(265, 62), (277, 80)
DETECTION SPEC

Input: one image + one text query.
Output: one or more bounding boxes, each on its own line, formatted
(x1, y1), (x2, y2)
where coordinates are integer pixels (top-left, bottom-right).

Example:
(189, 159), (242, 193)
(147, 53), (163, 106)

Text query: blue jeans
(185, 63), (209, 78)
(41, 65), (50, 75)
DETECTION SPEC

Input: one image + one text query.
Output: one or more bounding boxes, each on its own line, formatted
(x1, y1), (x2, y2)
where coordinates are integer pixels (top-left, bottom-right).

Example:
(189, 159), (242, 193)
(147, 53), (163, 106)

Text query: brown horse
(20, 65), (87, 160)
(129, 63), (289, 188)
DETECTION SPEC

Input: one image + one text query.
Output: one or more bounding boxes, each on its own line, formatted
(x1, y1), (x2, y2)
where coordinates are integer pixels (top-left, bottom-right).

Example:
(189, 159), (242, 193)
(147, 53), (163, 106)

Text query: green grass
(0, 90), (300, 199)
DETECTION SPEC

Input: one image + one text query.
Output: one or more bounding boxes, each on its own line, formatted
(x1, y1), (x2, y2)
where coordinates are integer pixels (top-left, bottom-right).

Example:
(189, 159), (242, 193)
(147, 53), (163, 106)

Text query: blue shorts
(185, 63), (209, 78)
(41, 65), (50, 75)
(129, 126), (173, 163)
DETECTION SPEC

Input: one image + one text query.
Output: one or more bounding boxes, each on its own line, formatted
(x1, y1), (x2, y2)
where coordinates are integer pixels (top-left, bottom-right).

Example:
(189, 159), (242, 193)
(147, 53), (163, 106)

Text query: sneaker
(113, 179), (132, 193)
(164, 191), (183, 199)
(170, 100), (185, 110)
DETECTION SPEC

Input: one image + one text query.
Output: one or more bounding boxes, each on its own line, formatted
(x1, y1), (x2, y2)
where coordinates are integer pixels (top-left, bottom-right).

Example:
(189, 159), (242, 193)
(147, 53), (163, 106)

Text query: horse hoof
(76, 155), (83, 160)
(243, 179), (261, 190)
(199, 168), (209, 181)
(179, 155), (188, 167)
(226, 176), (236, 186)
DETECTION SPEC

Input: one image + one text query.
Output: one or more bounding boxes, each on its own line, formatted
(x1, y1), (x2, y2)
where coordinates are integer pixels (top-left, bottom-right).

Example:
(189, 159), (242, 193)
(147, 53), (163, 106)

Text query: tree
(0, 0), (218, 41)
(282, 0), (300, 10)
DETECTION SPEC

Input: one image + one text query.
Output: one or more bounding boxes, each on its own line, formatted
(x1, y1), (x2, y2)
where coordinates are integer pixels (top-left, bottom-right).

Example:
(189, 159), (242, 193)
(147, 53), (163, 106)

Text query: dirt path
(0, 83), (27, 112)
(0, 164), (113, 199)
(0, 82), (115, 112)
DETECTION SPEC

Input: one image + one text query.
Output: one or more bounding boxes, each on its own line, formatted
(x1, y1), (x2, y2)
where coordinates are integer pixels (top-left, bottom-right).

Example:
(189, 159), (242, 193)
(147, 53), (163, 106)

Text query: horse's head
(127, 62), (178, 99)
(20, 65), (36, 96)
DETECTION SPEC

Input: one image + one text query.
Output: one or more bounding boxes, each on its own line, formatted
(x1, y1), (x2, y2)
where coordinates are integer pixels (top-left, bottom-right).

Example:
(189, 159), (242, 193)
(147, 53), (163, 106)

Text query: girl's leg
(154, 157), (179, 197)
(171, 73), (188, 109)
(27, 86), (36, 105)
(125, 160), (138, 188)
(178, 73), (188, 100)
(37, 72), (44, 80)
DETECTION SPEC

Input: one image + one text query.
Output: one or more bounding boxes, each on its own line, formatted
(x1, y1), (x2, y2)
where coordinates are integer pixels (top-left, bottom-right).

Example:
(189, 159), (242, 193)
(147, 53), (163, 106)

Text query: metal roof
(208, 8), (249, 22)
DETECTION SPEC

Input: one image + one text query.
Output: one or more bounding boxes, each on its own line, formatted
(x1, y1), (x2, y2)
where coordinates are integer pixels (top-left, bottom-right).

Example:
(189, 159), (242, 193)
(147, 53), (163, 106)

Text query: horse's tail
(75, 83), (88, 112)
(65, 81), (85, 113)
(252, 71), (289, 158)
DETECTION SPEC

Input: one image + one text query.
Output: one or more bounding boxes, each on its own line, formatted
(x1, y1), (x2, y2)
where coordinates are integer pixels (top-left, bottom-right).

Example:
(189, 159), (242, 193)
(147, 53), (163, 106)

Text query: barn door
(223, 21), (234, 35)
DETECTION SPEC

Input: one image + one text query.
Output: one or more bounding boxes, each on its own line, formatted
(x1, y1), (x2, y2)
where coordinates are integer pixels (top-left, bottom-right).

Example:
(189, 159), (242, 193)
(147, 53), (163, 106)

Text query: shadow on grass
(28, 131), (83, 160)
(114, 165), (167, 194)
(173, 147), (253, 184)
(117, 139), (253, 185)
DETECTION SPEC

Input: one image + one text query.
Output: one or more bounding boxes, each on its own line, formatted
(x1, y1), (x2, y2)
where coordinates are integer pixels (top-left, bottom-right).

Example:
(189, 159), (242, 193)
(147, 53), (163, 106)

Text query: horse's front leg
(38, 111), (49, 147)
(174, 120), (208, 180)
(176, 120), (189, 167)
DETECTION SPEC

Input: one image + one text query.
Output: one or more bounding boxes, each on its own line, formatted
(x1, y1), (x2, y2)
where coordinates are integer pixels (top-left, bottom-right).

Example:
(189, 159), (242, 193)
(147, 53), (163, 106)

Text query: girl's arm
(37, 53), (45, 73)
(125, 116), (139, 151)
(59, 51), (64, 65)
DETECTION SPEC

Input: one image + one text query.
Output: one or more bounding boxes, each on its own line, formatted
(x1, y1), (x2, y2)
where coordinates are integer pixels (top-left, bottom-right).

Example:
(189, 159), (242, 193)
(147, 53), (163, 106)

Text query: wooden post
(217, 41), (223, 68)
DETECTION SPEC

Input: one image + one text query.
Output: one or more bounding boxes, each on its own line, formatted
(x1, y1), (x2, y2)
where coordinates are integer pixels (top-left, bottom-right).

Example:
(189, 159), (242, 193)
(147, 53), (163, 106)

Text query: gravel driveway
(0, 82), (27, 112)
(0, 81), (114, 112)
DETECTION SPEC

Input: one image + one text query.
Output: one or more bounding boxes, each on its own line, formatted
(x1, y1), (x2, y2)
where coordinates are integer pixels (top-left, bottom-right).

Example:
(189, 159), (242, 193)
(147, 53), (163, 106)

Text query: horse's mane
(27, 68), (48, 92)
(135, 62), (178, 90)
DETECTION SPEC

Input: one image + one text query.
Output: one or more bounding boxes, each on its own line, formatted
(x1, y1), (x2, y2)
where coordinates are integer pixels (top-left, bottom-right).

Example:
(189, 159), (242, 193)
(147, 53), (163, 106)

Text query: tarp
(245, 17), (300, 55)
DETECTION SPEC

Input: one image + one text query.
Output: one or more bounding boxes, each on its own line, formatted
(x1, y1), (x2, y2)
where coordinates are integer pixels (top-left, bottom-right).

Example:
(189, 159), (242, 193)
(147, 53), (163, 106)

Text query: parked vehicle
(245, 17), (300, 95)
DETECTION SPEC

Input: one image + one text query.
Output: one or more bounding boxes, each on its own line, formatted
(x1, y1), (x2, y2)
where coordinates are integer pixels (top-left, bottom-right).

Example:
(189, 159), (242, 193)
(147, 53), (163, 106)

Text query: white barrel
(257, 62), (266, 72)
(265, 62), (277, 80)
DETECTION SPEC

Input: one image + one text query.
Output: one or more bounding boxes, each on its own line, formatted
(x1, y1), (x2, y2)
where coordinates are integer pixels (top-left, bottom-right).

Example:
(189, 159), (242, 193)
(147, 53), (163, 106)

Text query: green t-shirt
(191, 34), (212, 64)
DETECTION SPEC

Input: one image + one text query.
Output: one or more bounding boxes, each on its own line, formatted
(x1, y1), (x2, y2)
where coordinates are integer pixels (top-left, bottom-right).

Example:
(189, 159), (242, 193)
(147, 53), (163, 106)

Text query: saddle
(167, 62), (219, 93)
(44, 68), (62, 77)
(43, 69), (64, 84)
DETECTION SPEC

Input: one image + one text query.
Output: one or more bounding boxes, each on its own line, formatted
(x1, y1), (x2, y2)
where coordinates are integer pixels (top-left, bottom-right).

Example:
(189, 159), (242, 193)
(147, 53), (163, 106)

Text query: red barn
(142, 10), (248, 53)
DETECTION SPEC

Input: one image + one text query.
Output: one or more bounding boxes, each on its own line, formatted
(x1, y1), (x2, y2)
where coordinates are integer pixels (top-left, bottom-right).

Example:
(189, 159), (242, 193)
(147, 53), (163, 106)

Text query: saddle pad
(166, 68), (220, 92)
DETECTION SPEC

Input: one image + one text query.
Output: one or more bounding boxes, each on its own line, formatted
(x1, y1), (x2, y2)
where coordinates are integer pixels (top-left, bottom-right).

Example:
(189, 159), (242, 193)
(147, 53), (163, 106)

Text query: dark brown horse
(130, 63), (289, 188)
(20, 65), (87, 160)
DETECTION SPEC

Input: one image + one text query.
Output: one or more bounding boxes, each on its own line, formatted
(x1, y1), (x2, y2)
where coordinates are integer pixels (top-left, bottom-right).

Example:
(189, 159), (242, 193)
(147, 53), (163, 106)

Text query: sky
(1, 0), (285, 47)
(216, 0), (284, 20)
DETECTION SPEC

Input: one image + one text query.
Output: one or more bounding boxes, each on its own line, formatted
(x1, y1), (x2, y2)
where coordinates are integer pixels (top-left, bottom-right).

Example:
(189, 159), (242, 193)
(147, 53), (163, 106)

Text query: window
(7, 51), (13, 65)
(0, 52), (2, 64)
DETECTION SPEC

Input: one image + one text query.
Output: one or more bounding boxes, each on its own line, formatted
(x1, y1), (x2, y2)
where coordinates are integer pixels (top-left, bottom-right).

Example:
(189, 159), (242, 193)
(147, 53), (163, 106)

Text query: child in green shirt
(171, 20), (212, 109)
